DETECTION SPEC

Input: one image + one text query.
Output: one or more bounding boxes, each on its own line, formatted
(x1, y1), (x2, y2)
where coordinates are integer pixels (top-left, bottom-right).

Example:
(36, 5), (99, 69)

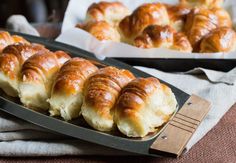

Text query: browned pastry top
(165, 4), (191, 22)
(200, 27), (236, 53)
(0, 31), (14, 51)
(184, 7), (218, 51)
(11, 35), (30, 45)
(0, 44), (47, 79)
(84, 66), (135, 118)
(21, 50), (70, 84)
(85, 1), (130, 26)
(211, 7), (232, 28)
(134, 25), (175, 48)
(172, 32), (193, 52)
(179, 0), (223, 8)
(115, 77), (160, 116)
(52, 57), (98, 95)
(77, 21), (120, 41)
(119, 3), (169, 41)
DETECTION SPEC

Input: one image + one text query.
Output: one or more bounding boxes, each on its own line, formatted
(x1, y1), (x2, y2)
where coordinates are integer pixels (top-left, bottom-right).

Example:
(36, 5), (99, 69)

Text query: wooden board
(150, 95), (211, 157)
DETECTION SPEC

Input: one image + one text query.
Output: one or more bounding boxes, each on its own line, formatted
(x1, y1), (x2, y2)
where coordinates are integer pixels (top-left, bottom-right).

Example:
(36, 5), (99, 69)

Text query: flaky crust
(134, 25), (192, 52)
(81, 66), (135, 131)
(19, 50), (70, 110)
(165, 4), (191, 31)
(21, 50), (70, 85)
(184, 8), (218, 51)
(211, 7), (232, 28)
(172, 32), (192, 52)
(200, 27), (236, 53)
(0, 31), (14, 52)
(0, 44), (46, 80)
(0, 31), (29, 52)
(114, 77), (177, 137)
(119, 3), (170, 43)
(134, 25), (175, 49)
(77, 21), (120, 41)
(0, 43), (47, 96)
(52, 57), (98, 96)
(85, 1), (130, 27)
(179, 0), (223, 8)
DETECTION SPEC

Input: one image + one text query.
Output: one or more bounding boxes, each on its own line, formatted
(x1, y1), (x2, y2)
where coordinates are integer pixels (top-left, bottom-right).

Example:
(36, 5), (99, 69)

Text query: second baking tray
(114, 57), (236, 72)
(0, 32), (211, 157)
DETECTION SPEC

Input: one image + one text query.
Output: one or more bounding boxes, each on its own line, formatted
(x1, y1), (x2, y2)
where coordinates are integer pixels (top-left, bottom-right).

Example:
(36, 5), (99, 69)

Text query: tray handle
(149, 94), (211, 157)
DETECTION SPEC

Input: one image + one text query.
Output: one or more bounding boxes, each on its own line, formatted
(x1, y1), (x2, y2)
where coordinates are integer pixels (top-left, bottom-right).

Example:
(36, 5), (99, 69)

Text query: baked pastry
(85, 1), (130, 27)
(48, 57), (98, 120)
(165, 4), (191, 32)
(0, 31), (29, 52)
(211, 7), (232, 28)
(0, 43), (47, 97)
(19, 50), (70, 111)
(184, 8), (218, 51)
(81, 66), (135, 132)
(179, 0), (223, 9)
(171, 32), (193, 52)
(200, 27), (236, 53)
(134, 25), (192, 52)
(76, 21), (121, 42)
(114, 77), (177, 137)
(119, 3), (170, 44)
(134, 25), (175, 49)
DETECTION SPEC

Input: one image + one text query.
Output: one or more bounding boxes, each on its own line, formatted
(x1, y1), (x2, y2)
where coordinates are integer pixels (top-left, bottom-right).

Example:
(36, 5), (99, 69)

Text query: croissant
(165, 4), (191, 32)
(114, 77), (177, 137)
(119, 3), (170, 44)
(171, 32), (193, 52)
(0, 43), (47, 97)
(211, 7), (232, 28)
(85, 1), (130, 27)
(200, 27), (236, 53)
(48, 57), (98, 120)
(134, 25), (175, 49)
(19, 50), (70, 111)
(76, 21), (121, 42)
(184, 8), (218, 51)
(81, 66), (135, 131)
(179, 0), (223, 9)
(134, 25), (192, 52)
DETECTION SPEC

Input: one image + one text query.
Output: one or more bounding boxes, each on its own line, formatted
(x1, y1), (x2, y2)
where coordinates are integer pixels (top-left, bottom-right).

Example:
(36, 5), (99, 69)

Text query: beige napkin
(0, 67), (235, 156)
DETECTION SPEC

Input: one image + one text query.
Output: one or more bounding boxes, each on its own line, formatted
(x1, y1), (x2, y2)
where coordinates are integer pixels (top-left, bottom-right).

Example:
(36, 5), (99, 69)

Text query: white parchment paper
(57, 0), (236, 59)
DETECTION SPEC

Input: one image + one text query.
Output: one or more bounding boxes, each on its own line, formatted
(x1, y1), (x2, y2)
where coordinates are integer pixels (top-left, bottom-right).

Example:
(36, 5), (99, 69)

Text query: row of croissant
(76, 0), (236, 53)
(0, 31), (177, 138)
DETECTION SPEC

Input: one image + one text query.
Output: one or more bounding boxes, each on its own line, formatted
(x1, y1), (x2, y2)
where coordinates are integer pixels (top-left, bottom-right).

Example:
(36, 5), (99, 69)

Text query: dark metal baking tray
(114, 56), (236, 72)
(0, 32), (190, 157)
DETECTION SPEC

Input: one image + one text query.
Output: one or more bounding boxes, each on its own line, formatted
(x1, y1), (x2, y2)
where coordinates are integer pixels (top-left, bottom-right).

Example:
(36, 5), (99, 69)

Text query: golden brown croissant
(165, 4), (191, 32)
(184, 8), (218, 51)
(134, 25), (175, 49)
(48, 57), (98, 120)
(85, 1), (130, 27)
(134, 25), (192, 52)
(81, 66), (135, 131)
(211, 7), (232, 28)
(76, 21), (121, 42)
(19, 50), (71, 111)
(200, 27), (236, 53)
(119, 3), (170, 44)
(0, 31), (30, 52)
(0, 43), (47, 97)
(179, 0), (223, 8)
(114, 77), (177, 137)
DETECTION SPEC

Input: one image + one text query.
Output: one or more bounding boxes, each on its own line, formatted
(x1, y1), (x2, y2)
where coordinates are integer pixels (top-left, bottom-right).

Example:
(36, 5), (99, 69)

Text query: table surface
(1, 25), (236, 162)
